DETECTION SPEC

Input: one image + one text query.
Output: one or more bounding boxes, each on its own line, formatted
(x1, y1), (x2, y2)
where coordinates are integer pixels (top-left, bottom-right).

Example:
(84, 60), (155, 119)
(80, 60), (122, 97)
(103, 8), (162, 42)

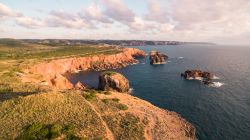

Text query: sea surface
(67, 45), (250, 140)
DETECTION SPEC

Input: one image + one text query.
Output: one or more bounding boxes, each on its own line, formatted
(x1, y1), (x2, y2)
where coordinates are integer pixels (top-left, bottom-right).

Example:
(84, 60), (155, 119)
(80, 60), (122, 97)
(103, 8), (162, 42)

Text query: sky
(0, 0), (250, 45)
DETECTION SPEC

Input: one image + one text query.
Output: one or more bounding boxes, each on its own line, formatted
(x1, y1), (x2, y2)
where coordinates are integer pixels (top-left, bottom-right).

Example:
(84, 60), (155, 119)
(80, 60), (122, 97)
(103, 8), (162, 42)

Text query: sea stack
(98, 71), (130, 92)
(181, 69), (213, 84)
(149, 50), (168, 64)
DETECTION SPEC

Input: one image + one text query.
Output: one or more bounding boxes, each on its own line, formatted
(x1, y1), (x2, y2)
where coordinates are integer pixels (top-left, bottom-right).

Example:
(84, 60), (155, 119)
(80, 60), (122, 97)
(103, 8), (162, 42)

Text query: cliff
(16, 46), (196, 140)
(23, 48), (145, 89)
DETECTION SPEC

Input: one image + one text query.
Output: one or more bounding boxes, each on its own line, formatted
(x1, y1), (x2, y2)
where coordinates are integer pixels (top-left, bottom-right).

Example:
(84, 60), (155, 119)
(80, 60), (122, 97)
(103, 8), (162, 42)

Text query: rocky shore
(181, 69), (214, 85)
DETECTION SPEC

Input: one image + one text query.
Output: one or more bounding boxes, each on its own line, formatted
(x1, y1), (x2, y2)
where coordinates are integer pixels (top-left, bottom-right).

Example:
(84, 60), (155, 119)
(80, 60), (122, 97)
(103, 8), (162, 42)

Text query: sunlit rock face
(149, 51), (168, 64)
(98, 71), (130, 93)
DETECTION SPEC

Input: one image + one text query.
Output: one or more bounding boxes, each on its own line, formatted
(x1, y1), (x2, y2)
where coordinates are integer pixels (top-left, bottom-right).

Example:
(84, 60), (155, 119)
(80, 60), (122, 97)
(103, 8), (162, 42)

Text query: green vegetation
(0, 84), (13, 94)
(0, 92), (106, 139)
(116, 104), (128, 111)
(83, 91), (97, 101)
(101, 98), (128, 111)
(0, 39), (121, 60)
(19, 123), (83, 140)
(102, 71), (117, 76)
(104, 113), (145, 140)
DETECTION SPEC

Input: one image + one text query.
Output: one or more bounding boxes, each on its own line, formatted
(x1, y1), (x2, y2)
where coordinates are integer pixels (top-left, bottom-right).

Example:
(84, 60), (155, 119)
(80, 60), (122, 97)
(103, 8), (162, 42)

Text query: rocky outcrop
(98, 71), (130, 92)
(149, 51), (168, 64)
(24, 48), (145, 89)
(74, 81), (86, 90)
(50, 74), (74, 89)
(181, 70), (213, 80)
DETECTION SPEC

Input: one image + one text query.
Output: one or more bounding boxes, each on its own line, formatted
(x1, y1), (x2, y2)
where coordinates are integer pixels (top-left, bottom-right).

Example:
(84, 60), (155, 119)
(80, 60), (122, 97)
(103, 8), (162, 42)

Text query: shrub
(49, 123), (62, 138)
(82, 92), (96, 101)
(19, 123), (49, 140)
(117, 104), (128, 111)
(0, 84), (13, 94)
(103, 91), (112, 95)
(112, 98), (120, 102)
(64, 124), (76, 135)
(103, 71), (117, 76)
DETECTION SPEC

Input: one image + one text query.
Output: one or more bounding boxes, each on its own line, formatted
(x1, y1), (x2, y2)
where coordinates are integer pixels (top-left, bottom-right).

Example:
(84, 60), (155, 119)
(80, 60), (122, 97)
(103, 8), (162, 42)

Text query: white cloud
(0, 3), (21, 18)
(145, 0), (170, 23)
(80, 3), (112, 23)
(101, 0), (135, 23)
(45, 10), (92, 29)
(16, 16), (44, 29)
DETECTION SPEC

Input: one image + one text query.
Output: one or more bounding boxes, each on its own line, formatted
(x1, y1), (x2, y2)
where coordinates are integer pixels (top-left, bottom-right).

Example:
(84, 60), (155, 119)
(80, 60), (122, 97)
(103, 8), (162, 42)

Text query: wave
(178, 57), (184, 59)
(141, 62), (145, 64)
(209, 82), (225, 88)
(168, 61), (171, 63)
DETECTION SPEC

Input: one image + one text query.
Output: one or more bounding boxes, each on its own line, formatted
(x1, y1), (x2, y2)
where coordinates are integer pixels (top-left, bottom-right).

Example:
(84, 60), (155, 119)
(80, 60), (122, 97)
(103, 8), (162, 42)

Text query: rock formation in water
(181, 69), (213, 84)
(98, 71), (130, 92)
(23, 48), (145, 89)
(149, 51), (168, 64)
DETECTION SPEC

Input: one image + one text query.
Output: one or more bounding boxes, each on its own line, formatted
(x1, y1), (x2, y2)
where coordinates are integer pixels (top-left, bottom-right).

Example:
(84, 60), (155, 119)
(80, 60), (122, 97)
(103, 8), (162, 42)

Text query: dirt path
(85, 100), (115, 140)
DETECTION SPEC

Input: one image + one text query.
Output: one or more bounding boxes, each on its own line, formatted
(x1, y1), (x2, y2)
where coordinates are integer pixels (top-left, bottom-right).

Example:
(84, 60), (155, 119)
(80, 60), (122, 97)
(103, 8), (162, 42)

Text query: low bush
(0, 84), (13, 94)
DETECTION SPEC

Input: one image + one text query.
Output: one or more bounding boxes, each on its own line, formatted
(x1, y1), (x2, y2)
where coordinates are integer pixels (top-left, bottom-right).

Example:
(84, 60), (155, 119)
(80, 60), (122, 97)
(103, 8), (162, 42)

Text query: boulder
(149, 51), (168, 64)
(98, 71), (130, 92)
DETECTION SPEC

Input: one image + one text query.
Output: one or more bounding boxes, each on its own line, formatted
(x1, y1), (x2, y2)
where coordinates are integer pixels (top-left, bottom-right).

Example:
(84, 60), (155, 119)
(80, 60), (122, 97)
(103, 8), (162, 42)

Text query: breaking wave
(209, 82), (225, 88)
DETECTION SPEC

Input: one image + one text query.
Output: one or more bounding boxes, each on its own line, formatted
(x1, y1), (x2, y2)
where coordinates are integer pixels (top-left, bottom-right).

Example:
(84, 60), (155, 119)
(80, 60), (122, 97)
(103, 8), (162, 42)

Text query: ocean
(67, 45), (250, 140)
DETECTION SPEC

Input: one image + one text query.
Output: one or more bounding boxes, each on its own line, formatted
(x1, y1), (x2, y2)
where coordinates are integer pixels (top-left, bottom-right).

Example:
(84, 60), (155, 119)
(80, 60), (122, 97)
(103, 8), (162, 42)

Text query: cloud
(79, 3), (112, 23)
(101, 0), (135, 23)
(0, 2), (22, 19)
(145, 0), (170, 23)
(15, 16), (44, 29)
(45, 10), (93, 29)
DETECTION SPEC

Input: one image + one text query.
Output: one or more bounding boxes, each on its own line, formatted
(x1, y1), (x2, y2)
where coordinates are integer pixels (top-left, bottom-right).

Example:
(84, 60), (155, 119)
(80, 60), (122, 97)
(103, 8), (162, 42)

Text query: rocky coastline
(23, 47), (145, 89)
(20, 46), (196, 140)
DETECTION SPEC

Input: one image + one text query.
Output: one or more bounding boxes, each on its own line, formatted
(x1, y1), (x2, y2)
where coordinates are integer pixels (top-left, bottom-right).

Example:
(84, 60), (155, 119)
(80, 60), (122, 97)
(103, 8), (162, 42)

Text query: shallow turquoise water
(68, 45), (250, 140)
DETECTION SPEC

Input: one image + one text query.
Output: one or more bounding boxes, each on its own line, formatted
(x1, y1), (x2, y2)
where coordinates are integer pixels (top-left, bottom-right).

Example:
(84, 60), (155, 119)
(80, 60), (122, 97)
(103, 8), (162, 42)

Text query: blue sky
(0, 0), (250, 45)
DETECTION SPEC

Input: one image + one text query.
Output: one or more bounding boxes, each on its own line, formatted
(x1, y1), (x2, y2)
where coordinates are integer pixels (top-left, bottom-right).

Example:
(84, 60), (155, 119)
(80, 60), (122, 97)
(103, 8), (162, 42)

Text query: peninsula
(0, 39), (195, 140)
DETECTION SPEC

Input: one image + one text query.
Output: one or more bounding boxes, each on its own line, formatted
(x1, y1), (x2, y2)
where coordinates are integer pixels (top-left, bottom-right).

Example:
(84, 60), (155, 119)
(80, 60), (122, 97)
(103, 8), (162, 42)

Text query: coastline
(17, 46), (196, 139)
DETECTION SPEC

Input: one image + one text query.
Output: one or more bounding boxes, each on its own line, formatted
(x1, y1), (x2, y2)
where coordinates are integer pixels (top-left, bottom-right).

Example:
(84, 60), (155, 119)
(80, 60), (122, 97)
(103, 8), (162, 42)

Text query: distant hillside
(0, 38), (215, 46)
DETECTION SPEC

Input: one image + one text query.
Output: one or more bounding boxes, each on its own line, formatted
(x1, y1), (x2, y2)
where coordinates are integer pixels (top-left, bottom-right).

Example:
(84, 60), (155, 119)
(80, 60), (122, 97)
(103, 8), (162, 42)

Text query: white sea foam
(195, 77), (203, 81)
(212, 76), (220, 79)
(209, 82), (225, 88)
(168, 61), (171, 62)
(141, 62), (145, 64)
(178, 57), (184, 59)
(129, 88), (134, 93)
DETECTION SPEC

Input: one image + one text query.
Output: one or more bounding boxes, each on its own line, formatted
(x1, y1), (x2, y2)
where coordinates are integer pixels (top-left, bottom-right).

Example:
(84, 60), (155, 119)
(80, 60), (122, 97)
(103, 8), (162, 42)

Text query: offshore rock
(149, 51), (168, 64)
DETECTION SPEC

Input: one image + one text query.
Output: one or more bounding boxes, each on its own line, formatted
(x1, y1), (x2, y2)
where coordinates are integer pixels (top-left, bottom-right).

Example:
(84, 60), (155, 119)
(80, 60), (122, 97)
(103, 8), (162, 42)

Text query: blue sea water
(67, 45), (250, 140)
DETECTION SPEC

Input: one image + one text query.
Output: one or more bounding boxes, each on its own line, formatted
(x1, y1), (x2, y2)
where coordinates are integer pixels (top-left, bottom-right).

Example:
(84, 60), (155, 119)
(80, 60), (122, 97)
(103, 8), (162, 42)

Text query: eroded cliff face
(24, 48), (145, 89)
(98, 71), (130, 92)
